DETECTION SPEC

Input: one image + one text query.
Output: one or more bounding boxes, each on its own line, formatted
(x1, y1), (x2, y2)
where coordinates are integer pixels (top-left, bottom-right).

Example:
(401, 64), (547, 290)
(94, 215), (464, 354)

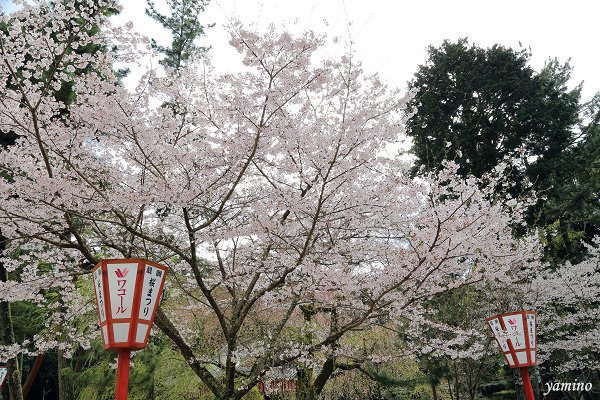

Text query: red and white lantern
(486, 310), (537, 400)
(92, 259), (168, 400)
(92, 259), (168, 350)
(0, 365), (7, 390)
(486, 310), (537, 368)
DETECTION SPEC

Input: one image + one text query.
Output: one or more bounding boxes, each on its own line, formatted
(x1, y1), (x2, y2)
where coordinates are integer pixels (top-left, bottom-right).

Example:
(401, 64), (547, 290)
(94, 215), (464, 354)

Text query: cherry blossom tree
(529, 238), (600, 374)
(0, 1), (541, 399)
(0, 1), (121, 398)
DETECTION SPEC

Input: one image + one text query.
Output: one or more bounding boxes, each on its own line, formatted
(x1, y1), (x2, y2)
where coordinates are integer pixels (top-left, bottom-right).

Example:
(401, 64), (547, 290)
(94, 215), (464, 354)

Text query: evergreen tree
(407, 39), (580, 184)
(405, 39), (598, 263)
(146, 0), (213, 69)
(540, 93), (600, 263)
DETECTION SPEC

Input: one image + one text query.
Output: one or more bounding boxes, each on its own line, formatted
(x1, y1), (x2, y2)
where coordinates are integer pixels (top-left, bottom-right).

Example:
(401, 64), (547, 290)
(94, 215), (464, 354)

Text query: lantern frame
(0, 365), (7, 390)
(92, 258), (168, 351)
(486, 310), (537, 368)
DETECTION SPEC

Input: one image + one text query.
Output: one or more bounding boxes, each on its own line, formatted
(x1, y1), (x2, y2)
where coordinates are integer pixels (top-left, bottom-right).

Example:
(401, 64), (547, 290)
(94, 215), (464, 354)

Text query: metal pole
(520, 367), (535, 400)
(116, 349), (130, 400)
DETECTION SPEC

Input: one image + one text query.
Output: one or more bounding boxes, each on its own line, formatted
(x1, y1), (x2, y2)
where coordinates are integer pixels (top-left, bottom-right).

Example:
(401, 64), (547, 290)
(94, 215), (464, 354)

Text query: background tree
(402, 283), (523, 400)
(406, 39), (580, 182)
(528, 237), (600, 399)
(145, 0), (212, 69)
(406, 39), (600, 396)
(405, 38), (599, 265)
(539, 92), (600, 264)
(0, 1), (119, 399)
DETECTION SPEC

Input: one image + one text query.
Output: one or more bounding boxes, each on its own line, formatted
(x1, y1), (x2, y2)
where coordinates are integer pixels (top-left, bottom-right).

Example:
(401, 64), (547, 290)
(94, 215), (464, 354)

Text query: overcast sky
(1, 0), (599, 101)
(111, 0), (600, 102)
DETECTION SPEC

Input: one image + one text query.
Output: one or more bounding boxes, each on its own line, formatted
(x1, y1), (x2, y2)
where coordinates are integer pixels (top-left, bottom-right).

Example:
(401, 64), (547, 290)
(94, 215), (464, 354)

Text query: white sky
(1, 0), (598, 101)
(110, 0), (600, 102)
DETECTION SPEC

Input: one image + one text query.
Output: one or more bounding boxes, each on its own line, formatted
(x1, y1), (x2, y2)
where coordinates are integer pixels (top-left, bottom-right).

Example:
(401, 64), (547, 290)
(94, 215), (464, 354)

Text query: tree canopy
(406, 39), (580, 188)
(405, 39), (600, 264)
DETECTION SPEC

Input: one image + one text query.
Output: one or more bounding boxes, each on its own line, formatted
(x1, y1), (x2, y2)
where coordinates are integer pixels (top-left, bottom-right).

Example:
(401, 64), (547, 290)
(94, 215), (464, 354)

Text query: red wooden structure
(257, 366), (298, 399)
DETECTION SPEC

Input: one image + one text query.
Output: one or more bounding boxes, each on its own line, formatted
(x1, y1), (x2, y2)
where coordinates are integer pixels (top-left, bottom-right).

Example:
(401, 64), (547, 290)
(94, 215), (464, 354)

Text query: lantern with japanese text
(486, 310), (537, 400)
(0, 365), (7, 390)
(92, 259), (168, 400)
(92, 259), (168, 350)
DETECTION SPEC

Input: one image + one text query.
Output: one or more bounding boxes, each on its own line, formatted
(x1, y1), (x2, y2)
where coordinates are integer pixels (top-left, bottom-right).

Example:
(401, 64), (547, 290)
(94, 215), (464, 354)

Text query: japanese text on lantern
(488, 318), (510, 352)
(115, 268), (129, 314)
(107, 263), (137, 319)
(502, 314), (526, 350)
(526, 313), (536, 347)
(92, 267), (106, 322)
(138, 265), (165, 321)
(509, 318), (521, 346)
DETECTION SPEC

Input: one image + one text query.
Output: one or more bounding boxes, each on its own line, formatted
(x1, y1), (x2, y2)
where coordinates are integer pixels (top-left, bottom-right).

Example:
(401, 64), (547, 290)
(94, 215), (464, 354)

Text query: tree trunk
(73, 348), (85, 373)
(57, 349), (66, 400)
(431, 382), (438, 400)
(56, 349), (77, 400)
(453, 362), (461, 400)
(514, 368), (526, 400)
(0, 257), (24, 400)
(447, 378), (455, 400)
(531, 367), (540, 400)
(466, 361), (475, 400)
(296, 368), (317, 400)
(312, 358), (334, 396)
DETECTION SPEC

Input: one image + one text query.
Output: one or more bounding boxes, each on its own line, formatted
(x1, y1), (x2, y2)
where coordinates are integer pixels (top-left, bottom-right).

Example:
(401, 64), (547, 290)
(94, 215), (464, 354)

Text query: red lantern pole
(116, 349), (131, 400)
(520, 367), (535, 400)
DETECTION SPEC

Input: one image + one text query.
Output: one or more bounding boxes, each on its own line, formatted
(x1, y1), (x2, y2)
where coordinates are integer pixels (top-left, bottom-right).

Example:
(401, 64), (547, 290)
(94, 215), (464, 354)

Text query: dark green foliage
(0, 131), (18, 148)
(539, 93), (600, 263)
(405, 39), (600, 263)
(146, 0), (213, 69)
(407, 39), (580, 184)
(25, 351), (60, 400)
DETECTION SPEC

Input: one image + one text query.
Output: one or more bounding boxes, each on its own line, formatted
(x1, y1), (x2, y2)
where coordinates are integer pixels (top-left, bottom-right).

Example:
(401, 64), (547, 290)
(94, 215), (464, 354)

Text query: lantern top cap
(93, 258), (168, 271)
(485, 310), (536, 322)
